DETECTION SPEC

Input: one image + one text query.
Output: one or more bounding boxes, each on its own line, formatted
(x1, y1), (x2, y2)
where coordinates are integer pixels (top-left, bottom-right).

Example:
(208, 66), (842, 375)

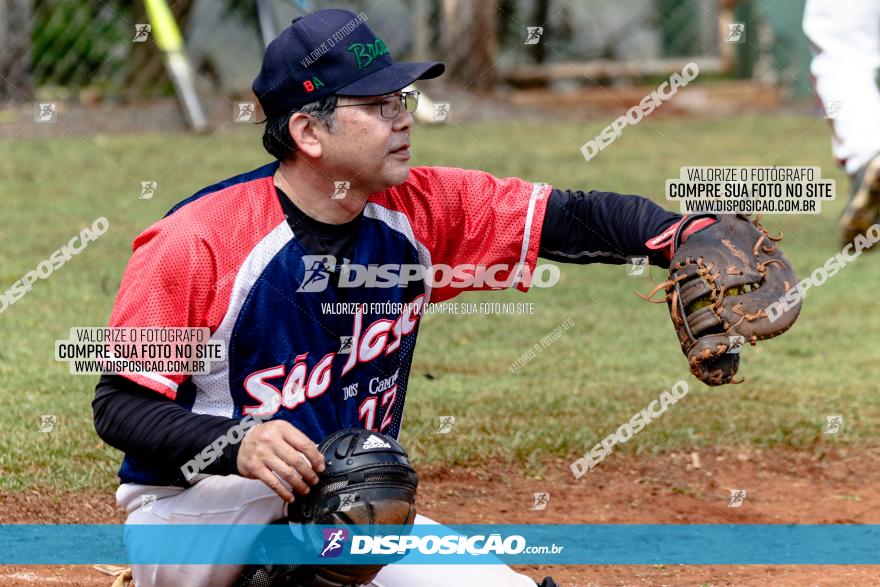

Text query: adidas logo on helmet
(362, 434), (391, 450)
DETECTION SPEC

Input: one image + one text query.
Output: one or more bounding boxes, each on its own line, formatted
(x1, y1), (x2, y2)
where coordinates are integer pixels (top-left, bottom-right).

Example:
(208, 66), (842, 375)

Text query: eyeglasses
(334, 90), (420, 119)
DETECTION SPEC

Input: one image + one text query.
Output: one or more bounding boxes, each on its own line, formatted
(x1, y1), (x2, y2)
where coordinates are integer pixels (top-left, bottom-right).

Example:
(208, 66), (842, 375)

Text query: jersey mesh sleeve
(107, 174), (286, 400)
(372, 166), (552, 303)
(108, 222), (218, 400)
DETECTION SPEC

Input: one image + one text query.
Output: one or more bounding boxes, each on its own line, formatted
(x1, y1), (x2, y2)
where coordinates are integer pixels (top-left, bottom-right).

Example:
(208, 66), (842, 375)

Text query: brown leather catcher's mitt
(643, 214), (802, 386)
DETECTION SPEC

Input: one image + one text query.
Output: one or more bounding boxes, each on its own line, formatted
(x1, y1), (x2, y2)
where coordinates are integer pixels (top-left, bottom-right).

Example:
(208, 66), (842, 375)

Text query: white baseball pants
(804, 0), (880, 174)
(117, 476), (538, 587)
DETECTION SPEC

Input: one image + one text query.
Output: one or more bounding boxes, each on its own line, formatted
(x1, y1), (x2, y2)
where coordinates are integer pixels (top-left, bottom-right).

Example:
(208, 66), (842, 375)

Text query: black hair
(261, 95), (339, 161)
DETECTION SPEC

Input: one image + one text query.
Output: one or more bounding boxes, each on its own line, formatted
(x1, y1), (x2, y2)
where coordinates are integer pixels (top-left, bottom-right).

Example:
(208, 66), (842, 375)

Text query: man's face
(317, 94), (413, 193)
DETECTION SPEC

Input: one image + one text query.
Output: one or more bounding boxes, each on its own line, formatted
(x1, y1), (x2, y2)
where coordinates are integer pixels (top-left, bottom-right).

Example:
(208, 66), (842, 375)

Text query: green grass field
(1, 114), (879, 492)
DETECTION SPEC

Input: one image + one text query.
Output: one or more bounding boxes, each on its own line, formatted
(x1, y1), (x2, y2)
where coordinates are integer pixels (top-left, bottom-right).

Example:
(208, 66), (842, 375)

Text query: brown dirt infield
(2, 447), (878, 586)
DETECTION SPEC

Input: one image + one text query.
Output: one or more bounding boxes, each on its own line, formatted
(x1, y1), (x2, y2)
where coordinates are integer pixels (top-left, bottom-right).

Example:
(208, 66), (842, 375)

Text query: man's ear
(288, 113), (324, 159)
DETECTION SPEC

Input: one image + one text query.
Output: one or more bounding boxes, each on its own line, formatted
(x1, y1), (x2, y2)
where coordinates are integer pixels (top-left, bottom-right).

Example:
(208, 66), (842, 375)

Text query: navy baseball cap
(253, 9), (445, 118)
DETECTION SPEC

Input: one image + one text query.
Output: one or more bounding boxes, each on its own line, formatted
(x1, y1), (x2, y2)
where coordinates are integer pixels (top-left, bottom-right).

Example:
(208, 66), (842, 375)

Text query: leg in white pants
(118, 476), (288, 587)
(804, 0), (880, 174)
(118, 476), (537, 587)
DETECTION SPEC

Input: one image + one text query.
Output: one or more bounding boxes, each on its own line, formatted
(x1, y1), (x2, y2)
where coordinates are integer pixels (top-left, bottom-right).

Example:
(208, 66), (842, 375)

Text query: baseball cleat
(537, 577), (559, 587)
(840, 154), (880, 246)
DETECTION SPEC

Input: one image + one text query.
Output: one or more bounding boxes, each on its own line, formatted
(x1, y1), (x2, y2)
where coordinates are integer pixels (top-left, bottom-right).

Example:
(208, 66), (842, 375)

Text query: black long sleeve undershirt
(539, 188), (681, 268)
(93, 188), (681, 481)
(92, 374), (243, 481)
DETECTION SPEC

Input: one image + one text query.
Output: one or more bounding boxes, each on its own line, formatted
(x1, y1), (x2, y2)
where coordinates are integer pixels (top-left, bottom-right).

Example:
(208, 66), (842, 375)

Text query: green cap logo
(347, 38), (390, 70)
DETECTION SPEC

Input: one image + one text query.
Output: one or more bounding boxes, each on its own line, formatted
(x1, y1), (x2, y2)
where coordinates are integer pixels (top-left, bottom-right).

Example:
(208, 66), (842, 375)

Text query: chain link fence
(2, 0), (791, 105)
(2, 0), (268, 103)
(498, 0), (720, 63)
(3, 0), (183, 102)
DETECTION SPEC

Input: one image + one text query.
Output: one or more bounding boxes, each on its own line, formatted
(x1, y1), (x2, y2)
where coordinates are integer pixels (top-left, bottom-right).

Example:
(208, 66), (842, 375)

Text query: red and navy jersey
(109, 161), (550, 484)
